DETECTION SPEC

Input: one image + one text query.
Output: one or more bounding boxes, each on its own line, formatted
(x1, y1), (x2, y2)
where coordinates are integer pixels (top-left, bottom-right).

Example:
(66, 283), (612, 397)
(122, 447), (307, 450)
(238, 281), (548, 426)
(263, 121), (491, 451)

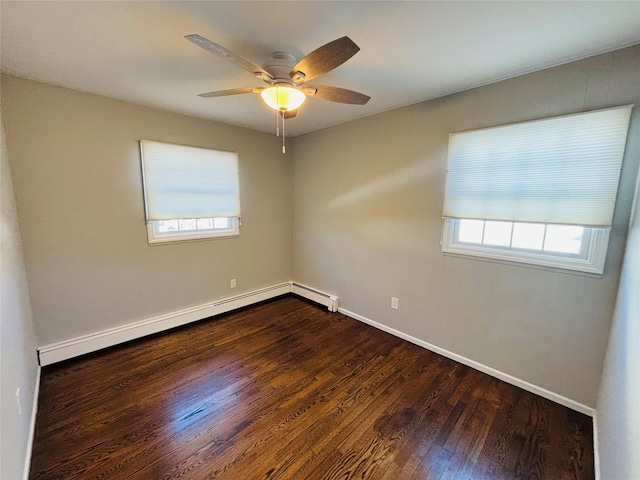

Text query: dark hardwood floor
(30, 295), (594, 480)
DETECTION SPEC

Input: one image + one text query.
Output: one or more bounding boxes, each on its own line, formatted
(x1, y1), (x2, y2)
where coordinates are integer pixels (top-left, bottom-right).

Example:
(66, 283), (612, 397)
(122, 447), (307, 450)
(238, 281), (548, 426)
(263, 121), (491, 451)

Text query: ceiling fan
(185, 34), (370, 152)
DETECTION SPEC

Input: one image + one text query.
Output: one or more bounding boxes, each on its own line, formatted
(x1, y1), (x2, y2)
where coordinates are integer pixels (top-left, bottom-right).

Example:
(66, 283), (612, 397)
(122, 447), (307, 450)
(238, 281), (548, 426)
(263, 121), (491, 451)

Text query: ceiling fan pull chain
(282, 111), (286, 154)
(276, 109), (280, 137)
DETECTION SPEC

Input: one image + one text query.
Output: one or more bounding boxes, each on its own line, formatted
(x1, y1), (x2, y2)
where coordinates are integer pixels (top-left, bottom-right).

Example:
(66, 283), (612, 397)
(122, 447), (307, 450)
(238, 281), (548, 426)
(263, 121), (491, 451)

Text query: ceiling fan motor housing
(262, 52), (298, 84)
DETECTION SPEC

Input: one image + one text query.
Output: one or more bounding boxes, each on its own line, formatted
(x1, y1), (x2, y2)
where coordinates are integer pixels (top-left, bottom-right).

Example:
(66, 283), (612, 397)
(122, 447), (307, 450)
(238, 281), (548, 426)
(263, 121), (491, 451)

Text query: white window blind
(443, 105), (633, 227)
(140, 140), (240, 221)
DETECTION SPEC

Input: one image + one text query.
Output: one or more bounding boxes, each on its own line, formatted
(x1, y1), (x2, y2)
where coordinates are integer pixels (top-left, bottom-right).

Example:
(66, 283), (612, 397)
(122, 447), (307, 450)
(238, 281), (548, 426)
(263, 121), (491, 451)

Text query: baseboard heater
(38, 281), (338, 366)
(289, 281), (339, 312)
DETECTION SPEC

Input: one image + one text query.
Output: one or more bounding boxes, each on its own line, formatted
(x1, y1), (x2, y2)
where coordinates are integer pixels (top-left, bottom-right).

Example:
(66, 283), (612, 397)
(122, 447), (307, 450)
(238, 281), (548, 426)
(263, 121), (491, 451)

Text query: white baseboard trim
(592, 412), (601, 479)
(23, 365), (41, 480)
(38, 282), (341, 366)
(290, 281), (339, 312)
(338, 307), (595, 417)
(38, 283), (292, 366)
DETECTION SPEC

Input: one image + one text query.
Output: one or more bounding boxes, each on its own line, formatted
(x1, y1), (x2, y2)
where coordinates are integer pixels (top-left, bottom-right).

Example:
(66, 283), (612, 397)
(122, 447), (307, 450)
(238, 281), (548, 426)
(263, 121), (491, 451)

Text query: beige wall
(292, 46), (640, 408)
(596, 145), (640, 478)
(1, 111), (39, 479)
(1, 75), (293, 346)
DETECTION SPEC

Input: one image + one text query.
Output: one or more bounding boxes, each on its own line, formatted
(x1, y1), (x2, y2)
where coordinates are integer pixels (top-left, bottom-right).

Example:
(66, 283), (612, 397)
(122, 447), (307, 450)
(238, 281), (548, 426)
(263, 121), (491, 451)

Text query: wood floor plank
(29, 295), (595, 480)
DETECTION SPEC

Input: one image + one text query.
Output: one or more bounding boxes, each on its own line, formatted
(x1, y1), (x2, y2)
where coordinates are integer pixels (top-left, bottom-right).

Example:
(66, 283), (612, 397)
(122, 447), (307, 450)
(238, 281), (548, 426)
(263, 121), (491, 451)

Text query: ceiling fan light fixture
(186, 34), (369, 154)
(261, 84), (306, 112)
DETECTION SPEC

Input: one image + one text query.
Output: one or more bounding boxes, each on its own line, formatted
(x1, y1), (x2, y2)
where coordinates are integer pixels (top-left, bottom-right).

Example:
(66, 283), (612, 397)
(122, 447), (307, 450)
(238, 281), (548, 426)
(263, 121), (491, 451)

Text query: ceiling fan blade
(198, 87), (264, 98)
(303, 86), (370, 105)
(186, 34), (274, 82)
(284, 110), (298, 119)
(290, 36), (360, 84)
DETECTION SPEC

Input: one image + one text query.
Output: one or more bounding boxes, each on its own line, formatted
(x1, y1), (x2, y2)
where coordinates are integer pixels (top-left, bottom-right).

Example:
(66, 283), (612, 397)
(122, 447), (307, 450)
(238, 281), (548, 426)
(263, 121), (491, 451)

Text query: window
(443, 219), (610, 274)
(146, 217), (239, 244)
(442, 105), (633, 274)
(140, 140), (240, 244)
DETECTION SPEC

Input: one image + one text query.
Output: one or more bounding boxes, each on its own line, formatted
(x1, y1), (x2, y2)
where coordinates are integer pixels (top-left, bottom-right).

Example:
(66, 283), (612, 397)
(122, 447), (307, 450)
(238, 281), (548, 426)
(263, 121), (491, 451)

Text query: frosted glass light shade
(261, 85), (306, 111)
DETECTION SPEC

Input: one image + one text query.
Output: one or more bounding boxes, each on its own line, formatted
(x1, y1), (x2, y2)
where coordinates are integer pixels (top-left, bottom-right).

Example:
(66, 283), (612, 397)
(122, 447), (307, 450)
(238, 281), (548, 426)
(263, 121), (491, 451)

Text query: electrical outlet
(16, 388), (22, 416)
(230, 278), (236, 288)
(391, 297), (399, 310)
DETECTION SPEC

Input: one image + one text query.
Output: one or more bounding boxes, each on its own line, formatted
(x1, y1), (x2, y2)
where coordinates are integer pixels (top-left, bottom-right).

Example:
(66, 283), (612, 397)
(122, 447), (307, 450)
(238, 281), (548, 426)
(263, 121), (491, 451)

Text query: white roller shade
(140, 140), (240, 221)
(443, 105), (632, 227)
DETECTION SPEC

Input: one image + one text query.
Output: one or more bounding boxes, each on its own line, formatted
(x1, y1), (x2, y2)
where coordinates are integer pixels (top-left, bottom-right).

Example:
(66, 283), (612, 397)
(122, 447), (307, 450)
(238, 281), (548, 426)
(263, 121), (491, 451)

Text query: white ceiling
(2, 1), (639, 137)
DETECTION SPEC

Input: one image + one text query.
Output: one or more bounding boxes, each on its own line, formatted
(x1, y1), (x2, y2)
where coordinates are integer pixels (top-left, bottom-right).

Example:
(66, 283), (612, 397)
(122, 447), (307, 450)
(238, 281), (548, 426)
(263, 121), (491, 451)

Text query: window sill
(441, 250), (604, 278)
(147, 231), (239, 245)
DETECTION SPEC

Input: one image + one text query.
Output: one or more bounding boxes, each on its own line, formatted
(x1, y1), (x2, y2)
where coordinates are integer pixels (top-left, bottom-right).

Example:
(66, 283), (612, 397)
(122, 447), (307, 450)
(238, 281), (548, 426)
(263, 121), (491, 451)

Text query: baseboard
(290, 281), (339, 312)
(38, 283), (292, 366)
(23, 365), (41, 480)
(38, 282), (341, 366)
(592, 412), (601, 479)
(338, 307), (595, 417)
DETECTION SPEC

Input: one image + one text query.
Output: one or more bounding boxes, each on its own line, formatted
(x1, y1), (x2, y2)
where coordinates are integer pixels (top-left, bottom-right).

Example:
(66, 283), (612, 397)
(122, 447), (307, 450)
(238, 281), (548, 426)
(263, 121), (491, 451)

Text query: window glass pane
(196, 218), (214, 230)
(512, 222), (545, 250)
(178, 219), (197, 231)
(213, 217), (230, 229)
(544, 225), (583, 254)
(483, 221), (513, 247)
(157, 219), (178, 233)
(148, 217), (238, 244)
(458, 219), (484, 244)
(443, 219), (607, 274)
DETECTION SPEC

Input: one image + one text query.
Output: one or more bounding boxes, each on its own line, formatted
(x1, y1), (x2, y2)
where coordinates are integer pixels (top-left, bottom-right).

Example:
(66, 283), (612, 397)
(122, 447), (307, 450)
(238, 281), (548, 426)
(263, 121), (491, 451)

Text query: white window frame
(442, 218), (610, 274)
(441, 105), (632, 275)
(147, 217), (239, 245)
